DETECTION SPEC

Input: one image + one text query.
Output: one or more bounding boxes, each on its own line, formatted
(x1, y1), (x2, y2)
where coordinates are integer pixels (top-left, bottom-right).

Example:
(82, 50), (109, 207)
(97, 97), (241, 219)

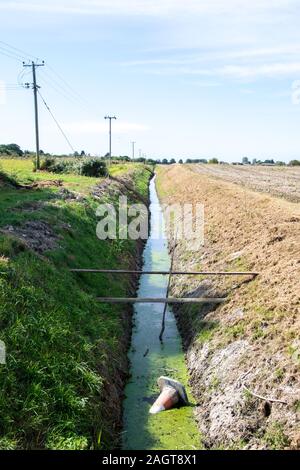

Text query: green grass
(224, 322), (246, 340)
(0, 158), (142, 194)
(0, 159), (151, 449)
(293, 400), (300, 412)
(196, 320), (219, 344)
(263, 422), (289, 449)
(209, 375), (221, 391)
(213, 439), (248, 450)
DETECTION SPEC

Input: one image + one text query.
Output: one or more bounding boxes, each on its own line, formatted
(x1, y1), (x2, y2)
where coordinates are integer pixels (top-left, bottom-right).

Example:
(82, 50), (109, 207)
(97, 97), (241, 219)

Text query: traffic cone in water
(149, 385), (179, 414)
(149, 376), (188, 414)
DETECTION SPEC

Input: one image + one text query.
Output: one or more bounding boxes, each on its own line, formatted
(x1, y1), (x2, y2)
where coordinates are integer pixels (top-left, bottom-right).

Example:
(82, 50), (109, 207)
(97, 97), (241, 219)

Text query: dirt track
(188, 164), (300, 202)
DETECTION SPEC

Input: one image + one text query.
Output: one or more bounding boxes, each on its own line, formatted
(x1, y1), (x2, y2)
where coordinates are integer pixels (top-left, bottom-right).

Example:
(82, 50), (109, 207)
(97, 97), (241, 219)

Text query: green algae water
(122, 176), (201, 450)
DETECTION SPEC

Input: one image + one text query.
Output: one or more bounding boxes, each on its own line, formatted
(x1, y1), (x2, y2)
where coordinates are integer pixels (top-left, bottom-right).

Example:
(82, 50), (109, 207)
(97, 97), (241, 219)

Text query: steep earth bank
(0, 163), (150, 449)
(156, 164), (300, 450)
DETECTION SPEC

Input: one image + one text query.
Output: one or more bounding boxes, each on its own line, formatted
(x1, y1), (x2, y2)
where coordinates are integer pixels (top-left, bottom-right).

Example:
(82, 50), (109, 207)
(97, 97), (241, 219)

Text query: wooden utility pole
(104, 115), (117, 176)
(131, 141), (136, 160)
(23, 60), (44, 170)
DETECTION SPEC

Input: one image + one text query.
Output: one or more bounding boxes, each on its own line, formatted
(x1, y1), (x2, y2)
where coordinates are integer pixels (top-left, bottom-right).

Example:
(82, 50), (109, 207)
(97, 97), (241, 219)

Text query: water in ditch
(122, 176), (201, 450)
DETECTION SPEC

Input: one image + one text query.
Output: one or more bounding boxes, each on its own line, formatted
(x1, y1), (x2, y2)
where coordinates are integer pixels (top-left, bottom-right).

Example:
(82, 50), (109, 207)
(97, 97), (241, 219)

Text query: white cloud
(143, 61), (300, 80)
(224, 45), (300, 60)
(0, 0), (297, 16)
(64, 120), (150, 134)
(122, 43), (300, 82)
(122, 45), (300, 70)
(220, 62), (300, 79)
(191, 81), (221, 88)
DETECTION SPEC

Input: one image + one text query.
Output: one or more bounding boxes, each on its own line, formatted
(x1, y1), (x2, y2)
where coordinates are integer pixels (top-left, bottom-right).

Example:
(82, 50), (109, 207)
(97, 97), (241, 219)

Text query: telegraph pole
(104, 115), (117, 176)
(23, 60), (44, 170)
(131, 141), (136, 161)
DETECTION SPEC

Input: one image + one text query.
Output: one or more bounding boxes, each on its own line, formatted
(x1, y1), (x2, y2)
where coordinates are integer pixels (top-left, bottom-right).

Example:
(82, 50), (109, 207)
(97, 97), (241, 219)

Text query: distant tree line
(240, 156), (300, 166)
(1, 143), (300, 166)
(0, 143), (23, 156)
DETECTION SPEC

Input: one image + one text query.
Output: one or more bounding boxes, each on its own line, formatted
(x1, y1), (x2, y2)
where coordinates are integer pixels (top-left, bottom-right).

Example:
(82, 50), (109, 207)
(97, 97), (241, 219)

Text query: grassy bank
(0, 159), (151, 449)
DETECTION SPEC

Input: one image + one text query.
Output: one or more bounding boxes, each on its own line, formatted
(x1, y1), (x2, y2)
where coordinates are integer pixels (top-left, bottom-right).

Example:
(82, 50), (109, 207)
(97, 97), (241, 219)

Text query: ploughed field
(188, 164), (300, 202)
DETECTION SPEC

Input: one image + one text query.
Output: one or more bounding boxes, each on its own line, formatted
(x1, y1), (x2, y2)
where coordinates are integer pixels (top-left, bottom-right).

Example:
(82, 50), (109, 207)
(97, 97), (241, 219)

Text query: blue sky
(1, 0), (300, 161)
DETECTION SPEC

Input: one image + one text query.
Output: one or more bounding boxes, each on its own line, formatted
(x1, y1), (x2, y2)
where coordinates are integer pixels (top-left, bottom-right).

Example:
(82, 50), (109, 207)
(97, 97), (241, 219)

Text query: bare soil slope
(156, 164), (300, 449)
(189, 164), (300, 202)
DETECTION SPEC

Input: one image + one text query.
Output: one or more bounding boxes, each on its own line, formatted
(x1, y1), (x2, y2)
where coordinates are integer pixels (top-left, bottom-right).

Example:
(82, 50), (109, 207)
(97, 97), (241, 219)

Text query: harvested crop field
(156, 164), (300, 449)
(188, 164), (300, 202)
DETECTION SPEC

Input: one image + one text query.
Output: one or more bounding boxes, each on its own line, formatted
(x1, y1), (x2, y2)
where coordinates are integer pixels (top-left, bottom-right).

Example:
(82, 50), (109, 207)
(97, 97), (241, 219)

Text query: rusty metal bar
(96, 297), (225, 304)
(70, 269), (258, 276)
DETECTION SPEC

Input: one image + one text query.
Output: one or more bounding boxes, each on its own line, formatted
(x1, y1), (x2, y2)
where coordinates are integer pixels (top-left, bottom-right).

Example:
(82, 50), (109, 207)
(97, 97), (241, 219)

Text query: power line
(0, 83), (23, 87)
(2, 41), (111, 158)
(38, 71), (80, 106)
(0, 40), (40, 61)
(45, 63), (102, 118)
(1, 41), (100, 118)
(37, 89), (75, 154)
(0, 46), (22, 60)
(0, 47), (24, 63)
(41, 69), (78, 101)
(0, 40), (93, 110)
(0, 86), (24, 90)
(18, 68), (31, 86)
(38, 68), (98, 118)
(46, 63), (89, 107)
(27, 57), (103, 119)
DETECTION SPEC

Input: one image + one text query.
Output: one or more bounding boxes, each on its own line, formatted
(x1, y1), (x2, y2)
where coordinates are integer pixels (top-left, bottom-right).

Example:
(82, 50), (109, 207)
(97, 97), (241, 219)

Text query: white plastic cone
(149, 386), (179, 414)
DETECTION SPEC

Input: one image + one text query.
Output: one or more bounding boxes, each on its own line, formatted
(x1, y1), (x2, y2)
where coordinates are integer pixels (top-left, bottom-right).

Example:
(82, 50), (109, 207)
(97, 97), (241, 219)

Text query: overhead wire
(0, 41), (92, 112)
(0, 40), (40, 61)
(44, 63), (101, 117)
(17, 68), (31, 86)
(38, 70), (83, 107)
(0, 41), (100, 117)
(46, 64), (88, 106)
(0, 86), (24, 90)
(37, 89), (76, 153)
(0, 81), (26, 91)
(0, 47), (24, 63)
(0, 40), (102, 152)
